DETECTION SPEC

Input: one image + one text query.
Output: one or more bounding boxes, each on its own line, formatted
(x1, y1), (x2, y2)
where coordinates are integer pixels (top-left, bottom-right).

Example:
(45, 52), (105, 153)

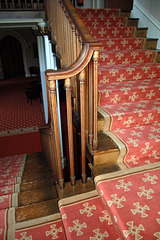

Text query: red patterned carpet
(0, 82), (45, 157)
(77, 8), (160, 168)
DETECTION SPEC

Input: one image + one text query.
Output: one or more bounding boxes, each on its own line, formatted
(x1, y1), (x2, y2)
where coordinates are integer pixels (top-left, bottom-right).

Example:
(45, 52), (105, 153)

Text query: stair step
(98, 37), (144, 51)
(15, 199), (59, 222)
(98, 112), (104, 132)
(135, 27), (148, 37)
(86, 132), (119, 166)
(119, 11), (130, 18)
(23, 167), (50, 176)
(144, 38), (158, 50)
(57, 178), (95, 199)
(22, 172), (53, 183)
(18, 186), (58, 206)
(99, 49), (154, 66)
(89, 163), (120, 177)
(126, 18), (139, 27)
(20, 178), (55, 192)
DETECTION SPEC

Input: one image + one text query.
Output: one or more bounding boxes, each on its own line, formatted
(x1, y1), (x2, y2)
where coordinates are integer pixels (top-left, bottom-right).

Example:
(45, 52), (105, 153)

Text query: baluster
(92, 50), (99, 150)
(5, 0), (8, 8)
(88, 60), (93, 146)
(31, 0), (33, 8)
(37, 0), (40, 8)
(85, 65), (89, 138)
(65, 78), (76, 186)
(79, 70), (86, 183)
(11, 0), (14, 8)
(18, 0), (21, 8)
(49, 80), (64, 188)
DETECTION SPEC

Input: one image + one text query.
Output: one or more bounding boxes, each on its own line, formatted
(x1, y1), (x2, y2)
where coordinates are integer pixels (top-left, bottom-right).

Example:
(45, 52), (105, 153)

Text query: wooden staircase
(15, 153), (59, 222)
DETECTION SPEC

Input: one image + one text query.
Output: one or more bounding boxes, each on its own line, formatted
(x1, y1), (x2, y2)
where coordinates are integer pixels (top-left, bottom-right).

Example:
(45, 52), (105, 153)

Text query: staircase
(1, 5), (160, 240)
(77, 8), (160, 172)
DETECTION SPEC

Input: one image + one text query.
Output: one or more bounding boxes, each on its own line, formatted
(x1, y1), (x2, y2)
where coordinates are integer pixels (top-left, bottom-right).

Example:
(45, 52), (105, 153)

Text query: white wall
(131, 0), (160, 49)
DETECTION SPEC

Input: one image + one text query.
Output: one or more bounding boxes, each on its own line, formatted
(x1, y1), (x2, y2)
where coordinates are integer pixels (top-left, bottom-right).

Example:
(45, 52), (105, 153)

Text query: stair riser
(110, 107), (160, 130)
(99, 50), (154, 66)
(98, 64), (160, 84)
(135, 28), (148, 38)
(83, 17), (126, 28)
(89, 26), (134, 38)
(99, 38), (143, 51)
(99, 79), (160, 104)
(144, 39), (158, 50)
(126, 18), (139, 27)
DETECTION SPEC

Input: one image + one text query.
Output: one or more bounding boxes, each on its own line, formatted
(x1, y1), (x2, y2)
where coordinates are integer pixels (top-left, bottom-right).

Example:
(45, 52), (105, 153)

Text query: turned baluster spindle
(92, 51), (99, 151)
(65, 78), (76, 186)
(49, 80), (64, 188)
(88, 60), (93, 146)
(85, 65), (89, 139)
(79, 70), (87, 183)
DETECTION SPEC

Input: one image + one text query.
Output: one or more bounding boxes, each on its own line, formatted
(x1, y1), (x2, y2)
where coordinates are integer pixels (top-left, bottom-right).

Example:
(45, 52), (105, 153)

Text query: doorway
(0, 35), (25, 79)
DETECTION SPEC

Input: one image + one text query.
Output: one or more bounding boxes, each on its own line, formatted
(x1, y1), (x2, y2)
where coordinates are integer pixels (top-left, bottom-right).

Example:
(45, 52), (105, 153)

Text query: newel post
(65, 78), (76, 186)
(93, 50), (99, 151)
(79, 69), (87, 183)
(49, 79), (64, 189)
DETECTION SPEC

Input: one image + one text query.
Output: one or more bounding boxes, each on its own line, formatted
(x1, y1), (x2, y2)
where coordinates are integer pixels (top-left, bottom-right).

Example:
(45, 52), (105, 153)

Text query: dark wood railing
(0, 0), (44, 10)
(40, 0), (101, 188)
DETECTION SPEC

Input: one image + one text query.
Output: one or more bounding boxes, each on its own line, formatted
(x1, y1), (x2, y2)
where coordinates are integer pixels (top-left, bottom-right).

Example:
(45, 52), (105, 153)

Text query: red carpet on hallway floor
(0, 82), (45, 157)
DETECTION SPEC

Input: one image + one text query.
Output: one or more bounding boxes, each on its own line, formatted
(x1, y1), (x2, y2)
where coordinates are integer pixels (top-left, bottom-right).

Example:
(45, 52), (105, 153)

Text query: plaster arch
(0, 30), (30, 77)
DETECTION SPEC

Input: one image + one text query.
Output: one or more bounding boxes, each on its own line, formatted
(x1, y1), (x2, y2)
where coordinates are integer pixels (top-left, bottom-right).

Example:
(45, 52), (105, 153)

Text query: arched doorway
(0, 35), (25, 79)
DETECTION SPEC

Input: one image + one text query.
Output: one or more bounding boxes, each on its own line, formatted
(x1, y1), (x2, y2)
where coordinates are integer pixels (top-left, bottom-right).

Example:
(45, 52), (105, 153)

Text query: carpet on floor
(15, 213), (66, 240)
(0, 82), (45, 157)
(0, 154), (25, 211)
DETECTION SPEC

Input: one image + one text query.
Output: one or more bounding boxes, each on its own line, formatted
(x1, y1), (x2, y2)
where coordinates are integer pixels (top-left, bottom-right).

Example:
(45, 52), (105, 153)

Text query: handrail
(45, 0), (101, 188)
(46, 44), (95, 80)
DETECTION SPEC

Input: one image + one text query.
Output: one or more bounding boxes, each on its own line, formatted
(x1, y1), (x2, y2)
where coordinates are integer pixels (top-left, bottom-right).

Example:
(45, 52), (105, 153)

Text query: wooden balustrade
(43, 0), (101, 188)
(0, 0), (44, 10)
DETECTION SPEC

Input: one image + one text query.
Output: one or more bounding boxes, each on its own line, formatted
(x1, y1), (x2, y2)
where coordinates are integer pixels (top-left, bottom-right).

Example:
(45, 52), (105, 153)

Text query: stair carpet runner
(2, 8), (160, 240)
(77, 8), (160, 169)
(0, 154), (26, 240)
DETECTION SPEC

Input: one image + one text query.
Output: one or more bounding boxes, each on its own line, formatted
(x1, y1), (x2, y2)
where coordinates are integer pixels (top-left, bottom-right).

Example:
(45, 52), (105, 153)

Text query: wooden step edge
(56, 178), (95, 200)
(134, 28), (148, 38)
(119, 11), (131, 18)
(126, 18), (139, 27)
(89, 163), (120, 178)
(15, 198), (59, 223)
(86, 132), (119, 166)
(144, 38), (158, 50)
(156, 51), (160, 63)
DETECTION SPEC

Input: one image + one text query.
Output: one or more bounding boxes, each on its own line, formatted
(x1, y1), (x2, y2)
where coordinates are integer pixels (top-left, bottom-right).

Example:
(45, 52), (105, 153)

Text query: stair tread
(15, 198), (59, 222)
(18, 185), (58, 206)
(20, 178), (55, 192)
(22, 172), (52, 183)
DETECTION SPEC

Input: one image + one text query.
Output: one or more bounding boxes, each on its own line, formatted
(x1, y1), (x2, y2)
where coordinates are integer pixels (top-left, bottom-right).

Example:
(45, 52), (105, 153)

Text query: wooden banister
(45, 0), (101, 187)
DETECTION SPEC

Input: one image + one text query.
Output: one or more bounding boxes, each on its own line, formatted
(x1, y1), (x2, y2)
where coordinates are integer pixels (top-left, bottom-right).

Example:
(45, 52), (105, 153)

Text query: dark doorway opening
(0, 35), (25, 79)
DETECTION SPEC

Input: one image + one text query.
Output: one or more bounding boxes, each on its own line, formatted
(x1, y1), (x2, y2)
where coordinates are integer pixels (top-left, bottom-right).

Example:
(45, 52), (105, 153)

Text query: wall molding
(133, 0), (160, 31)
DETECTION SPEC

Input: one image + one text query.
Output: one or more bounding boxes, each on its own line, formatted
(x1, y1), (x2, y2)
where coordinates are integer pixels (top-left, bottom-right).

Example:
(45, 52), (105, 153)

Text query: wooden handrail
(45, 0), (101, 188)
(46, 44), (95, 80)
